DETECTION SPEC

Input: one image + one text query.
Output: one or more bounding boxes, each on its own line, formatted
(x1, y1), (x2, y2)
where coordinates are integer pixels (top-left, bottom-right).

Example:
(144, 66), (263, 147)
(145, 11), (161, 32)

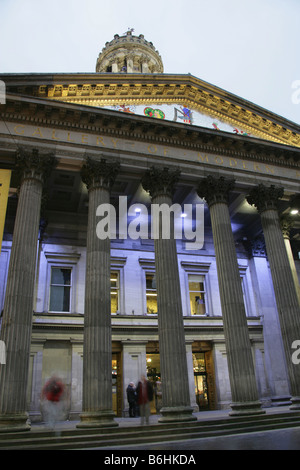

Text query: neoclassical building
(0, 30), (299, 431)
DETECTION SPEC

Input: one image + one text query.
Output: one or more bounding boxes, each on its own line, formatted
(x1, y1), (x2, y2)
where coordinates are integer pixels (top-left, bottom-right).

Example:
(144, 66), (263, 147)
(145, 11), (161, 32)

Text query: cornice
(1, 93), (300, 167)
(3, 73), (300, 148)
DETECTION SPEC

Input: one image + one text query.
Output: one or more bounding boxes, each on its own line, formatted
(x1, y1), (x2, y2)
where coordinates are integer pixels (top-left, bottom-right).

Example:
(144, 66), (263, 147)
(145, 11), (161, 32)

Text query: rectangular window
(49, 267), (72, 312)
(111, 271), (119, 313)
(189, 274), (206, 315)
(146, 273), (157, 314)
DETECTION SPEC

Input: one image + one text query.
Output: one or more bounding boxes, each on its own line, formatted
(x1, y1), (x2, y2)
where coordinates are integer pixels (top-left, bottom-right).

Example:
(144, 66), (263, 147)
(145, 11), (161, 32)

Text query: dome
(96, 29), (164, 74)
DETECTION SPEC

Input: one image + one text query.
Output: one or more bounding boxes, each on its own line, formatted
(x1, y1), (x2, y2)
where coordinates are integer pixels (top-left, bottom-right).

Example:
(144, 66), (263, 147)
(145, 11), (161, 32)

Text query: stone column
(280, 215), (300, 304)
(247, 184), (300, 409)
(77, 157), (119, 428)
(197, 176), (264, 416)
(141, 166), (195, 422)
(246, 237), (290, 406)
(0, 148), (57, 432)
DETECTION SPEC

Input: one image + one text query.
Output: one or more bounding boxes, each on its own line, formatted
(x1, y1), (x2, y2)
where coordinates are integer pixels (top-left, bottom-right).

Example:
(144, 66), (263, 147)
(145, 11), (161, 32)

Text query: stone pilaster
(197, 175), (264, 416)
(77, 157), (119, 428)
(141, 166), (196, 422)
(0, 148), (57, 432)
(247, 185), (300, 409)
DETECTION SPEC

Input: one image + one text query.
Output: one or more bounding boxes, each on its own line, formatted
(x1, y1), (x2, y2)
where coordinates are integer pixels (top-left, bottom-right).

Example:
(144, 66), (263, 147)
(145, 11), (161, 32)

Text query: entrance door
(146, 352), (161, 413)
(193, 352), (211, 411)
(194, 373), (209, 410)
(112, 353), (122, 416)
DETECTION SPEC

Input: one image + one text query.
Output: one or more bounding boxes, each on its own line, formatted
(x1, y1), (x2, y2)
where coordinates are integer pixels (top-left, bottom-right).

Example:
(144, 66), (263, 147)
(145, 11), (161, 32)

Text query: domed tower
(96, 29), (164, 74)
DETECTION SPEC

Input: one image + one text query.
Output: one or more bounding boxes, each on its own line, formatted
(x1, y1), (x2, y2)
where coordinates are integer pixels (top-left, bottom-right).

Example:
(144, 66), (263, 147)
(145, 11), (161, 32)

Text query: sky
(1, 0), (300, 124)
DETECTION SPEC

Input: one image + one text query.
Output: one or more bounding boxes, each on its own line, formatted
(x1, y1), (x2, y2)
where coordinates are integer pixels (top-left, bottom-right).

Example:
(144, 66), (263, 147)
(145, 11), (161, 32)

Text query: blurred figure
(41, 375), (66, 431)
(136, 374), (153, 425)
(126, 381), (137, 417)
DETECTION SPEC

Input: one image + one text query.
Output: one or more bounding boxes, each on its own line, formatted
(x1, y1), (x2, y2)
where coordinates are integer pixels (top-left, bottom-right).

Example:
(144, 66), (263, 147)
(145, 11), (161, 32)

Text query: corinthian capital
(15, 148), (57, 184)
(197, 175), (235, 207)
(280, 214), (294, 239)
(141, 166), (180, 200)
(81, 156), (120, 192)
(246, 184), (284, 213)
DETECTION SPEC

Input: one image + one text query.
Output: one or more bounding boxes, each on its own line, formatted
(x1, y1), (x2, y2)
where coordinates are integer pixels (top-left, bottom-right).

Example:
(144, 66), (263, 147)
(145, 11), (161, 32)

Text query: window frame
(110, 270), (120, 314)
(44, 252), (80, 314)
(110, 256), (126, 315)
(181, 261), (212, 317)
(188, 273), (207, 316)
(49, 266), (73, 313)
(145, 271), (158, 315)
(139, 258), (158, 316)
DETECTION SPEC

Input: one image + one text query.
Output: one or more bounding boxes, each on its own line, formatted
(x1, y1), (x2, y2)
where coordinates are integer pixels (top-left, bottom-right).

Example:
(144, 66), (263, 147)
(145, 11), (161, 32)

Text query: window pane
(110, 272), (118, 288)
(146, 273), (157, 314)
(147, 294), (157, 314)
(146, 273), (156, 290)
(111, 272), (119, 313)
(51, 268), (71, 285)
(190, 292), (205, 315)
(49, 285), (70, 312)
(111, 292), (118, 313)
(189, 274), (204, 283)
(188, 274), (206, 315)
(189, 281), (205, 292)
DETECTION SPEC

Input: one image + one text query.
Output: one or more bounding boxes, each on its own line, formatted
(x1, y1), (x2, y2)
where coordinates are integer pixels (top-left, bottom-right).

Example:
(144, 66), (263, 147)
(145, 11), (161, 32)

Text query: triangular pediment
(3, 73), (300, 148)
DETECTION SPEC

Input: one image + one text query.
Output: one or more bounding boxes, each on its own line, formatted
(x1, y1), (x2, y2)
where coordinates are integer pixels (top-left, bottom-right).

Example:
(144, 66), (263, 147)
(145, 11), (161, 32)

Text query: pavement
(28, 406), (300, 450)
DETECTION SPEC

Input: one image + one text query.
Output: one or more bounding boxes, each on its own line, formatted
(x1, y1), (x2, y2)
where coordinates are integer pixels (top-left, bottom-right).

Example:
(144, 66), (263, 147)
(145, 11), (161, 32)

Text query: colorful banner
(0, 169), (11, 252)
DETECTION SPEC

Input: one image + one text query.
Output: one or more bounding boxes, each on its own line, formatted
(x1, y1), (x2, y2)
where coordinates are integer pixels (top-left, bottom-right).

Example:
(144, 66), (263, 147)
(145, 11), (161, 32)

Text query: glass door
(193, 352), (209, 410)
(194, 374), (209, 410)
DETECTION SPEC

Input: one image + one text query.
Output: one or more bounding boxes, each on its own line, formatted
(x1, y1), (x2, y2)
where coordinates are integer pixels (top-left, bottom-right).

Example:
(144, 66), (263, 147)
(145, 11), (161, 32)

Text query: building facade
(0, 30), (299, 430)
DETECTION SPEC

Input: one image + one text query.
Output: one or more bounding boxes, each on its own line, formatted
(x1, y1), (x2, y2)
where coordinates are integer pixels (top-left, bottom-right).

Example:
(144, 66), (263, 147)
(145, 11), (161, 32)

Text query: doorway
(112, 351), (122, 416)
(192, 347), (217, 411)
(146, 351), (161, 413)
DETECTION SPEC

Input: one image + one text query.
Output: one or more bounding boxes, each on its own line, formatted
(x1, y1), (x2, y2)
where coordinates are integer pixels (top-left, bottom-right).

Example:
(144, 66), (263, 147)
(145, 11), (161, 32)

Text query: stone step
(0, 411), (300, 450)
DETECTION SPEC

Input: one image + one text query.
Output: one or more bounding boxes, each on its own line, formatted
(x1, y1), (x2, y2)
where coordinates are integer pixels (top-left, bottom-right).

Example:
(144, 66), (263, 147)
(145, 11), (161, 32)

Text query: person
(41, 375), (65, 431)
(136, 374), (153, 425)
(126, 382), (137, 417)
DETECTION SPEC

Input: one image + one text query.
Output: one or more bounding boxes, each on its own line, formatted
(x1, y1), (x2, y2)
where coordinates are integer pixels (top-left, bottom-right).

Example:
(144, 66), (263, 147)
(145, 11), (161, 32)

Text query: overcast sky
(1, 0), (300, 124)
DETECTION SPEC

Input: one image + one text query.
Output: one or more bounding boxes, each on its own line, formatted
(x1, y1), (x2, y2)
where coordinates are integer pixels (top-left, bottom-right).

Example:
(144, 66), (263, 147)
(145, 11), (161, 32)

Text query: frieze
(0, 120), (299, 182)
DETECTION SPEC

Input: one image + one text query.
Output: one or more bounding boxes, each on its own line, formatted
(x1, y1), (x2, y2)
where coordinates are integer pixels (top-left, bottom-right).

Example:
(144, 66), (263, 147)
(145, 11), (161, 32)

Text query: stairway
(0, 410), (300, 450)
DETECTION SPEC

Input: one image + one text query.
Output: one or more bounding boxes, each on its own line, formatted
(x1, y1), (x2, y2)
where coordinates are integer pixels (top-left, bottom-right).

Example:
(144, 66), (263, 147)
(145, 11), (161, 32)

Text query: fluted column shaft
(198, 176), (263, 416)
(247, 185), (300, 409)
(280, 215), (300, 305)
(0, 149), (57, 432)
(142, 166), (195, 422)
(78, 157), (119, 428)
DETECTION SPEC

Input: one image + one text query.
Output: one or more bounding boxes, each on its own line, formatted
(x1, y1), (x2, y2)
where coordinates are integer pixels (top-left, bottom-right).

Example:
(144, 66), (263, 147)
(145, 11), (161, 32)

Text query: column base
(271, 395), (292, 407)
(77, 410), (119, 429)
(158, 406), (197, 423)
(229, 401), (265, 416)
(290, 396), (300, 410)
(0, 413), (31, 433)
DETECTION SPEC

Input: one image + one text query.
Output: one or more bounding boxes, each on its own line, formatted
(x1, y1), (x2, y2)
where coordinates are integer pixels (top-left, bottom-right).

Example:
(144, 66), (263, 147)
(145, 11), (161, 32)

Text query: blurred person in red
(136, 374), (153, 425)
(41, 375), (66, 430)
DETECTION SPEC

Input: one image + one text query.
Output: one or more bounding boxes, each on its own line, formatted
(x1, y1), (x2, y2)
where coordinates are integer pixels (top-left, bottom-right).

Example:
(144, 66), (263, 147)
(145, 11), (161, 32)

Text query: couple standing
(127, 375), (153, 424)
